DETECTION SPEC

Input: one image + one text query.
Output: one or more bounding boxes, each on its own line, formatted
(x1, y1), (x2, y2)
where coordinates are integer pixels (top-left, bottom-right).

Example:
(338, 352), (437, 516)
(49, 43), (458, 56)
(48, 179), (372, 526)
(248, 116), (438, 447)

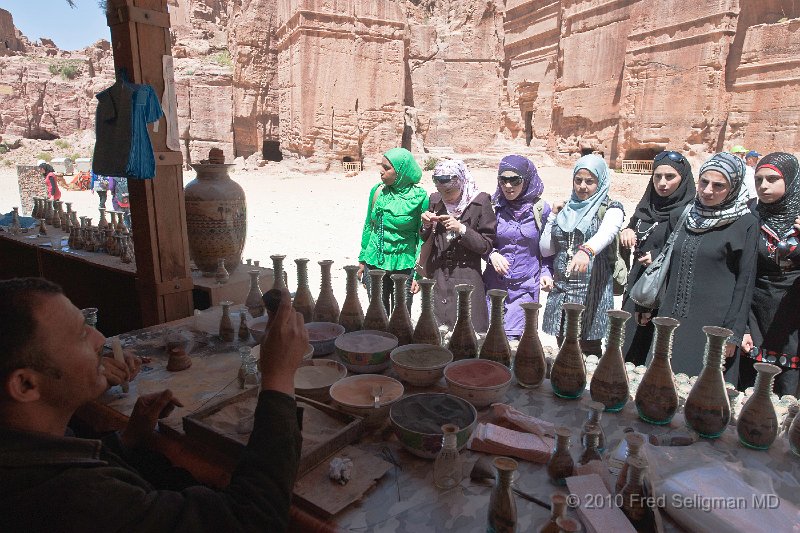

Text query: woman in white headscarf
(414, 159), (497, 332)
(540, 154), (625, 356)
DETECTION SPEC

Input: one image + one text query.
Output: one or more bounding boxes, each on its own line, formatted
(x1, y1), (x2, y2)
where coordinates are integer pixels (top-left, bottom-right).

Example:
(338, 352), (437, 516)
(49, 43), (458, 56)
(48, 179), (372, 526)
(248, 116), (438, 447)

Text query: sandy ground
(0, 161), (649, 347)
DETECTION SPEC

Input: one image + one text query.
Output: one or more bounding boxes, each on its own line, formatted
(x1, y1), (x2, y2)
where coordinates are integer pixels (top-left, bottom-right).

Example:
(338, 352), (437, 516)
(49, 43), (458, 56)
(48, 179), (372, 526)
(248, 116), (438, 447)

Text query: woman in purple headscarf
(483, 155), (552, 339)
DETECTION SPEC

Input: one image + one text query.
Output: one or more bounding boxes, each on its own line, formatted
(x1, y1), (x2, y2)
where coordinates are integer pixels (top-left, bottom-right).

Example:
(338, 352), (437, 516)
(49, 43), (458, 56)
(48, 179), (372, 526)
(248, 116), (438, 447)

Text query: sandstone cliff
(1, 1), (799, 169)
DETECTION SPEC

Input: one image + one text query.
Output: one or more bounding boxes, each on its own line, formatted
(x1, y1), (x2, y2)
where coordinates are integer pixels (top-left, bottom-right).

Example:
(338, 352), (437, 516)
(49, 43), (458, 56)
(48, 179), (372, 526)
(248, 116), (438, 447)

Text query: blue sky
(4, 1), (109, 51)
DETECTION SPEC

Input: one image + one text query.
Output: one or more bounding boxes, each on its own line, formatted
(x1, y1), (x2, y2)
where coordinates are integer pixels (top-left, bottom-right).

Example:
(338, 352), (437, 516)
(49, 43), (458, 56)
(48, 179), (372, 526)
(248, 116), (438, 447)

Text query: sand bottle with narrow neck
(292, 258), (315, 322)
(514, 302), (546, 388)
(339, 265), (364, 332)
(447, 284), (478, 360)
(270, 254), (287, 291)
(590, 310), (631, 411)
(413, 279), (440, 345)
(480, 289), (511, 366)
(635, 317), (679, 425)
(737, 362), (781, 450)
(683, 326), (732, 439)
(550, 303), (586, 399)
(363, 269), (389, 331)
(487, 456), (517, 533)
(388, 273), (414, 345)
(433, 424), (462, 490)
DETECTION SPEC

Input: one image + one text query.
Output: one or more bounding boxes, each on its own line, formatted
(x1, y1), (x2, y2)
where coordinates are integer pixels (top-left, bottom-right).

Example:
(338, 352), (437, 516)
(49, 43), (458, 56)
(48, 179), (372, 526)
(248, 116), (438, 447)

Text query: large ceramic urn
(184, 149), (247, 276)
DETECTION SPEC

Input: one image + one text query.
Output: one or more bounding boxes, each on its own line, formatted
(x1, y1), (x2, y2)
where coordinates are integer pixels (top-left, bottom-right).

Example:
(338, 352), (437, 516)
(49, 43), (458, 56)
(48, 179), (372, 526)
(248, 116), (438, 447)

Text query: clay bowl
(294, 358), (348, 402)
(335, 330), (398, 374)
(389, 393), (477, 459)
(250, 343), (313, 362)
(305, 322), (346, 356)
(246, 315), (269, 343)
(390, 344), (453, 387)
(329, 374), (404, 426)
(443, 359), (513, 409)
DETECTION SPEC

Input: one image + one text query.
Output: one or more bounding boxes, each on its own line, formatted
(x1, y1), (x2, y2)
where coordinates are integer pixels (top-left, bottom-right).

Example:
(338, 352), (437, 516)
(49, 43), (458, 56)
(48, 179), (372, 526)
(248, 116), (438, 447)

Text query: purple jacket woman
(483, 155), (552, 338)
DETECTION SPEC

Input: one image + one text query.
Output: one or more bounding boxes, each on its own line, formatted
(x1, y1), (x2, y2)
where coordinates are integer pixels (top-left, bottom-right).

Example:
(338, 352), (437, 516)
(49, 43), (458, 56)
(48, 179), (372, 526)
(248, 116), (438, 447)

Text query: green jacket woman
(358, 148), (429, 313)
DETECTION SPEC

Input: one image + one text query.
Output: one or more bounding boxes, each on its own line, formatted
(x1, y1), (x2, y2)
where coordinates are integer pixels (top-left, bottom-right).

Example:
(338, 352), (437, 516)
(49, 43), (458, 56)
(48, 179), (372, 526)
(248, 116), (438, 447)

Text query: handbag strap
(662, 204), (693, 251)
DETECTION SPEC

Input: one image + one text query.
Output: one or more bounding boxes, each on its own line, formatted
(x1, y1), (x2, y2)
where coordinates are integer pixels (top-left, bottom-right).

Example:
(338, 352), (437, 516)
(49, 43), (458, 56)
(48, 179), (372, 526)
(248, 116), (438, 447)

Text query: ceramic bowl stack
(443, 359), (513, 409)
(294, 359), (347, 402)
(329, 374), (404, 426)
(305, 322), (346, 357)
(389, 393), (477, 458)
(390, 344), (453, 387)
(335, 330), (398, 373)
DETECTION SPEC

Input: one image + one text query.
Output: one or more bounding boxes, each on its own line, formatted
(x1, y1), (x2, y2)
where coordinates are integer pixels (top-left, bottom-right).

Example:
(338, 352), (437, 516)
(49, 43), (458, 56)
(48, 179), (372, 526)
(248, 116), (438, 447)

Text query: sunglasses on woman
(654, 151), (687, 165)
(433, 175), (456, 184)
(498, 175), (523, 187)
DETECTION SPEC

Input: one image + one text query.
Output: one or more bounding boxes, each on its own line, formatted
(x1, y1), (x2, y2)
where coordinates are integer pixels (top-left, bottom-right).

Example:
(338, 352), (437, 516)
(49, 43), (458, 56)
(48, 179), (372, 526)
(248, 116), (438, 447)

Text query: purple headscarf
(493, 155), (544, 218)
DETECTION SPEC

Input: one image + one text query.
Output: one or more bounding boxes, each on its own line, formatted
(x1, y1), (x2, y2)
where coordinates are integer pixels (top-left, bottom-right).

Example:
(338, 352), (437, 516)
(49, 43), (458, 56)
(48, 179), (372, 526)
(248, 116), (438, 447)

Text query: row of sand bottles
(28, 197), (133, 263)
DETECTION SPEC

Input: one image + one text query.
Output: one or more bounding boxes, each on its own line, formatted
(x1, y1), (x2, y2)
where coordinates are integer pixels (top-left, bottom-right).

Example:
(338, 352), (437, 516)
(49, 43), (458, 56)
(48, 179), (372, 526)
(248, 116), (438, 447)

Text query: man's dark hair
(0, 278), (63, 378)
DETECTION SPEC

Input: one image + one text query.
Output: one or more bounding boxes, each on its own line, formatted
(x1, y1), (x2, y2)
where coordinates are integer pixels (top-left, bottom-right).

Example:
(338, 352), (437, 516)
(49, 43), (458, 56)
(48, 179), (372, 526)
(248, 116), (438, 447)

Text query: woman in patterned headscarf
(539, 154), (625, 356)
(483, 155), (552, 339)
(359, 148), (429, 314)
(657, 152), (759, 378)
(414, 159), (496, 332)
(739, 153), (800, 396)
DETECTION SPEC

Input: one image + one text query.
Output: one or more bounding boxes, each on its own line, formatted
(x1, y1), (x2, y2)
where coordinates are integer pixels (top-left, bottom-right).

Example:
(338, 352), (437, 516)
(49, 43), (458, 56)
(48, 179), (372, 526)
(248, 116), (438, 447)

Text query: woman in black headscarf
(619, 151), (696, 365)
(738, 153), (800, 396)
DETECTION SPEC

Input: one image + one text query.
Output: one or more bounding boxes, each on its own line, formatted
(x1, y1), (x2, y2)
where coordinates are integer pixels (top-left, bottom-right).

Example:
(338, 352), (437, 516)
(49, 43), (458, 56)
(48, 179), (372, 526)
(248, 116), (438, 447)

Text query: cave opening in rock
(262, 140), (282, 162)
(624, 147), (663, 161)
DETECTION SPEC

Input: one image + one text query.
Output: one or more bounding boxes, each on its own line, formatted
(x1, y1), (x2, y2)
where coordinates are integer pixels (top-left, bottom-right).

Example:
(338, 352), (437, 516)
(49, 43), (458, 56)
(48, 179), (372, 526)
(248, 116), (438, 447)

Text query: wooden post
(106, 0), (193, 325)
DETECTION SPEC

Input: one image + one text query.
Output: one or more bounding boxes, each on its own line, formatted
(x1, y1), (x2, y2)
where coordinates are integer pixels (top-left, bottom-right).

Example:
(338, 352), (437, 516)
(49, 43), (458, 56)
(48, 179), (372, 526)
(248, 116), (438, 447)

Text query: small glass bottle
(580, 400), (606, 452)
(550, 303), (587, 399)
(219, 300), (235, 342)
(245, 269), (265, 318)
(782, 404), (799, 435)
(433, 424), (462, 490)
(546, 427), (574, 486)
(737, 362), (782, 450)
(537, 493), (567, 533)
(448, 284), (478, 360)
(238, 310), (250, 342)
(615, 432), (645, 494)
(215, 258), (230, 285)
(619, 456), (652, 530)
(237, 346), (260, 388)
(10, 207), (21, 235)
(578, 428), (602, 465)
(487, 456), (518, 533)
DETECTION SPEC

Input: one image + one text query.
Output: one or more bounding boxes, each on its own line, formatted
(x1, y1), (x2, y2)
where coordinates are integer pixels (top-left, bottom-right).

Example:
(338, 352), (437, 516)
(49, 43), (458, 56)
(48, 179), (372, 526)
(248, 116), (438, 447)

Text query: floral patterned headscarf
(433, 159), (480, 219)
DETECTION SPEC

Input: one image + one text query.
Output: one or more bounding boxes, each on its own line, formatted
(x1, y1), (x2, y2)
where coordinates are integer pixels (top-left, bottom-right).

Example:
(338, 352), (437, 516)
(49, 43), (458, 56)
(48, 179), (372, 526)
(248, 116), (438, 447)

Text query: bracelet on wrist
(578, 244), (595, 259)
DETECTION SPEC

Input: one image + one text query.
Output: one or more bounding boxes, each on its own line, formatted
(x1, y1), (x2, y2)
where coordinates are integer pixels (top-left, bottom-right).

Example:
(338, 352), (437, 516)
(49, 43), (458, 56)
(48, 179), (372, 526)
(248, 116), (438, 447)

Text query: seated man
(0, 278), (308, 532)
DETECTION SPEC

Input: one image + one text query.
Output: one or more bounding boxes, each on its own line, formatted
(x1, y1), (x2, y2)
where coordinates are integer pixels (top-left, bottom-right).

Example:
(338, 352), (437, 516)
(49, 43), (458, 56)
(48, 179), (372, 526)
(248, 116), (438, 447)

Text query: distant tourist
(483, 155), (552, 339)
(358, 148), (428, 313)
(739, 152), (800, 396)
(619, 151), (695, 365)
(540, 154), (625, 356)
(415, 159), (496, 333)
(38, 161), (61, 202)
(109, 176), (131, 228)
(91, 171), (110, 209)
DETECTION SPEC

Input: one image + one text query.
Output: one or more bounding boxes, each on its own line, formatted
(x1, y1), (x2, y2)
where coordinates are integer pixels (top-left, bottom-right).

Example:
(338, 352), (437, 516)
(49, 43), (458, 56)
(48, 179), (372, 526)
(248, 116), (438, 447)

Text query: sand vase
(447, 284), (479, 361)
(218, 300), (235, 342)
(619, 456), (651, 530)
(487, 457), (517, 533)
(537, 493), (567, 533)
(313, 260), (340, 323)
(550, 303), (586, 399)
(44, 200), (54, 226)
(683, 326), (732, 439)
(480, 289), (511, 366)
(292, 258), (315, 322)
(387, 273), (414, 346)
(635, 317), (679, 425)
(514, 302), (546, 388)
(413, 279), (440, 345)
(270, 254), (287, 291)
(245, 269), (265, 318)
(215, 258), (230, 284)
(615, 432), (645, 495)
(737, 362), (781, 450)
(546, 427), (574, 486)
(363, 269), (389, 331)
(339, 265), (364, 332)
(590, 310), (631, 411)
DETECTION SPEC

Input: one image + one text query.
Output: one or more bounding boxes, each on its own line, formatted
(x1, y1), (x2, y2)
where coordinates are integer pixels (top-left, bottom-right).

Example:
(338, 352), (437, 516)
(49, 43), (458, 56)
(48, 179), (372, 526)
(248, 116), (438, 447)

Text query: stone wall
(275, 0), (406, 164)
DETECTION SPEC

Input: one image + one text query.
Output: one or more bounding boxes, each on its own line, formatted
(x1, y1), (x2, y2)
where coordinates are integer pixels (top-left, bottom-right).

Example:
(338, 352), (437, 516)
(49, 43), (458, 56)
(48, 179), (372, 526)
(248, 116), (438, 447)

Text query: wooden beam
(106, 0), (193, 326)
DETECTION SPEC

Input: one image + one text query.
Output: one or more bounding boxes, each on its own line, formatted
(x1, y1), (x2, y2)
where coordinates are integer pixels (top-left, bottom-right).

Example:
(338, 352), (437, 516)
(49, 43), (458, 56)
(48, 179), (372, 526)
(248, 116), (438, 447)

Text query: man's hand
(259, 288), (309, 396)
(490, 252), (510, 276)
(619, 228), (637, 249)
(540, 276), (554, 292)
(102, 350), (142, 388)
(120, 390), (183, 449)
